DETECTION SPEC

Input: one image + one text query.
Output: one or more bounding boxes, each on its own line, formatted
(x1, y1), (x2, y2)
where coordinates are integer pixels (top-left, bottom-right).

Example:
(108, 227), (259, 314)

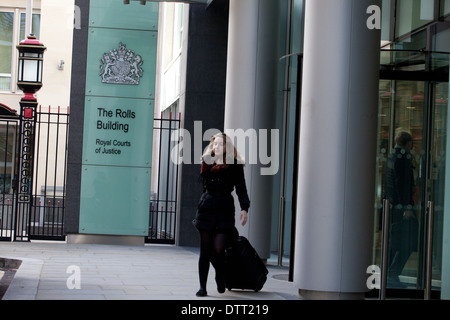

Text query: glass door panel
(430, 82), (449, 291)
(374, 80), (425, 290)
(387, 80), (425, 289)
(373, 80), (393, 270)
(375, 79), (449, 296)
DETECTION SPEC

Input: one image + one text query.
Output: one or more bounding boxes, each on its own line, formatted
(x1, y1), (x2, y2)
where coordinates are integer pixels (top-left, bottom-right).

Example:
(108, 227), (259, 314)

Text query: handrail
(425, 201), (435, 300)
(380, 199), (390, 300)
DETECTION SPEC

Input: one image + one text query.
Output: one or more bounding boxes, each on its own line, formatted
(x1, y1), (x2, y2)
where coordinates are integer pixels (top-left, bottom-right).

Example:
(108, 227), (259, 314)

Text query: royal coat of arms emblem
(99, 42), (143, 85)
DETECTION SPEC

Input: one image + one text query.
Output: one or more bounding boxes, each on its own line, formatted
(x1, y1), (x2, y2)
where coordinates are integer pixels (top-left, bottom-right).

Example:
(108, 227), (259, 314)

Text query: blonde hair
(201, 132), (245, 165)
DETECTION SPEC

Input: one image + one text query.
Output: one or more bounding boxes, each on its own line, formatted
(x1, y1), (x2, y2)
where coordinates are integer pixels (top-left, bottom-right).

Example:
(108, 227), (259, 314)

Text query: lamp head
(16, 34), (46, 97)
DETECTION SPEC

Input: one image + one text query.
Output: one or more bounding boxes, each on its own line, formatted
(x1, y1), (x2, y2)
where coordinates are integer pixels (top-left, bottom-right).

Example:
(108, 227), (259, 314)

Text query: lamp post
(17, 34), (46, 101)
(14, 34), (46, 241)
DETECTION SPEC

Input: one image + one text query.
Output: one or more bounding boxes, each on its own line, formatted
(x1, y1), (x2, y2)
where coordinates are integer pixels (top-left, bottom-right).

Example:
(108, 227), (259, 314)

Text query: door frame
(372, 51), (449, 299)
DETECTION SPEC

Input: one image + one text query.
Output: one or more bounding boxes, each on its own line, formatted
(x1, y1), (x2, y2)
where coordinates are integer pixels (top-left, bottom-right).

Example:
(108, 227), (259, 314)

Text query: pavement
(0, 241), (300, 301)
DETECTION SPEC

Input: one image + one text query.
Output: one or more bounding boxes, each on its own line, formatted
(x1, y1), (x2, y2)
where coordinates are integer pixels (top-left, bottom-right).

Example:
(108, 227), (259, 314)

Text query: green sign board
(85, 27), (157, 99)
(82, 96), (154, 167)
(78, 0), (158, 236)
(79, 165), (151, 236)
(89, 0), (158, 31)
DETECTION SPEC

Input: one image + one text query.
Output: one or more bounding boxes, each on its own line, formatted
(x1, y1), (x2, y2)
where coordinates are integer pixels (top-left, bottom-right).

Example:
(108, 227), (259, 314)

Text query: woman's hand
(240, 210), (248, 226)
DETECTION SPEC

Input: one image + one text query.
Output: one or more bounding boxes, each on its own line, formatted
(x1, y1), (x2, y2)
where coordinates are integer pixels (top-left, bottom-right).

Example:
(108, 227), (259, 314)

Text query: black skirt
(193, 192), (235, 232)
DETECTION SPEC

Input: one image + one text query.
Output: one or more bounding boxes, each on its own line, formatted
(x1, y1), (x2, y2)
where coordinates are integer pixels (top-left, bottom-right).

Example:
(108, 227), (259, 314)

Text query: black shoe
(216, 276), (226, 294)
(217, 283), (225, 294)
(196, 288), (207, 297)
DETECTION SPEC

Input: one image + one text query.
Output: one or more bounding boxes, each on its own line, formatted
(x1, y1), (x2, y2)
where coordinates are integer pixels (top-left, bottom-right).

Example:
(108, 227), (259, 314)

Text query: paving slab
(0, 241), (299, 301)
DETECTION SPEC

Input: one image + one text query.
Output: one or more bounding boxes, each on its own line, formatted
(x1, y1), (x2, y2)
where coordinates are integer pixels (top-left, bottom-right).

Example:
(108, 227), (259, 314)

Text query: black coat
(193, 161), (250, 232)
(385, 146), (415, 221)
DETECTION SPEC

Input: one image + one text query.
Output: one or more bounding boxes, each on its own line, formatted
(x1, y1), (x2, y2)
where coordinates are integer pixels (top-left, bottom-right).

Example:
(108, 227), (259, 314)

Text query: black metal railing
(0, 106), (69, 241)
(0, 107), (181, 243)
(28, 106), (69, 241)
(0, 119), (20, 241)
(147, 112), (181, 244)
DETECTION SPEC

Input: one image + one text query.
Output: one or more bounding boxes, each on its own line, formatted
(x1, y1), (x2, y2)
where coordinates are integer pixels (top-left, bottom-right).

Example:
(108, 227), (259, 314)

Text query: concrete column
(294, 0), (381, 298)
(224, 0), (279, 259)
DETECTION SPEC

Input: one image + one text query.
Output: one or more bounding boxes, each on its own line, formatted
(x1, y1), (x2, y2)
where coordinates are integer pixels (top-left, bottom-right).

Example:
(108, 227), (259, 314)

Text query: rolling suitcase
(224, 235), (268, 292)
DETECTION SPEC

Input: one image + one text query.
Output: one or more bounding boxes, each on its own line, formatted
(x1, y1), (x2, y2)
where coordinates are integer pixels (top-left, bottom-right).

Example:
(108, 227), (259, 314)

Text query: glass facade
(0, 12), (14, 91)
(20, 13), (40, 42)
(271, 0), (449, 297)
(442, 0), (450, 17)
(0, 125), (16, 194)
(269, 0), (304, 267)
(0, 10), (40, 92)
(375, 74), (449, 293)
(395, 0), (435, 38)
(373, 1), (450, 297)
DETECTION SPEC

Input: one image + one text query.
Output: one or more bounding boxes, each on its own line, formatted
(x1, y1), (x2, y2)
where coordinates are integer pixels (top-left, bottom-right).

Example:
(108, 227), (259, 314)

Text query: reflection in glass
(375, 80), (425, 290)
(394, 29), (427, 51)
(396, 0), (435, 38)
(0, 12), (14, 91)
(0, 127), (15, 195)
(431, 82), (449, 291)
(375, 78), (449, 293)
(387, 81), (424, 289)
(442, 0), (450, 17)
(19, 13), (40, 41)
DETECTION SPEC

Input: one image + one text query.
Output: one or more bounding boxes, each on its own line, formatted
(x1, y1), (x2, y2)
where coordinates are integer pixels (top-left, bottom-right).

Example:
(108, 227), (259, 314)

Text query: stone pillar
(294, 0), (381, 298)
(224, 0), (279, 259)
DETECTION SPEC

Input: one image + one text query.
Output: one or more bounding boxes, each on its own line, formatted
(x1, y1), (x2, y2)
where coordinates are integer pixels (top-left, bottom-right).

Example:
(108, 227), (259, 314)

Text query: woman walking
(192, 132), (250, 297)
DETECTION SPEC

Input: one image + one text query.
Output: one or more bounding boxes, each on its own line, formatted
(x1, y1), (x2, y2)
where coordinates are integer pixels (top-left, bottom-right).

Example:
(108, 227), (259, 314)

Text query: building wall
(65, 0), (89, 234)
(0, 0), (73, 112)
(0, 0), (74, 195)
(0, 0), (42, 108)
(37, 0), (74, 109)
(176, 2), (230, 247)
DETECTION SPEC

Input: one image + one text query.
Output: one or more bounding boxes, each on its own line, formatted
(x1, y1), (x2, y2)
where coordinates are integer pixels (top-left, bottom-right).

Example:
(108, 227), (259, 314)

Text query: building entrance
(373, 50), (449, 298)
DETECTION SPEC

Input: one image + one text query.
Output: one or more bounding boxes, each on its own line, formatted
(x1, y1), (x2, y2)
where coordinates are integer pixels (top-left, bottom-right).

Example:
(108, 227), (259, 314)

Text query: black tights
(198, 231), (229, 290)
